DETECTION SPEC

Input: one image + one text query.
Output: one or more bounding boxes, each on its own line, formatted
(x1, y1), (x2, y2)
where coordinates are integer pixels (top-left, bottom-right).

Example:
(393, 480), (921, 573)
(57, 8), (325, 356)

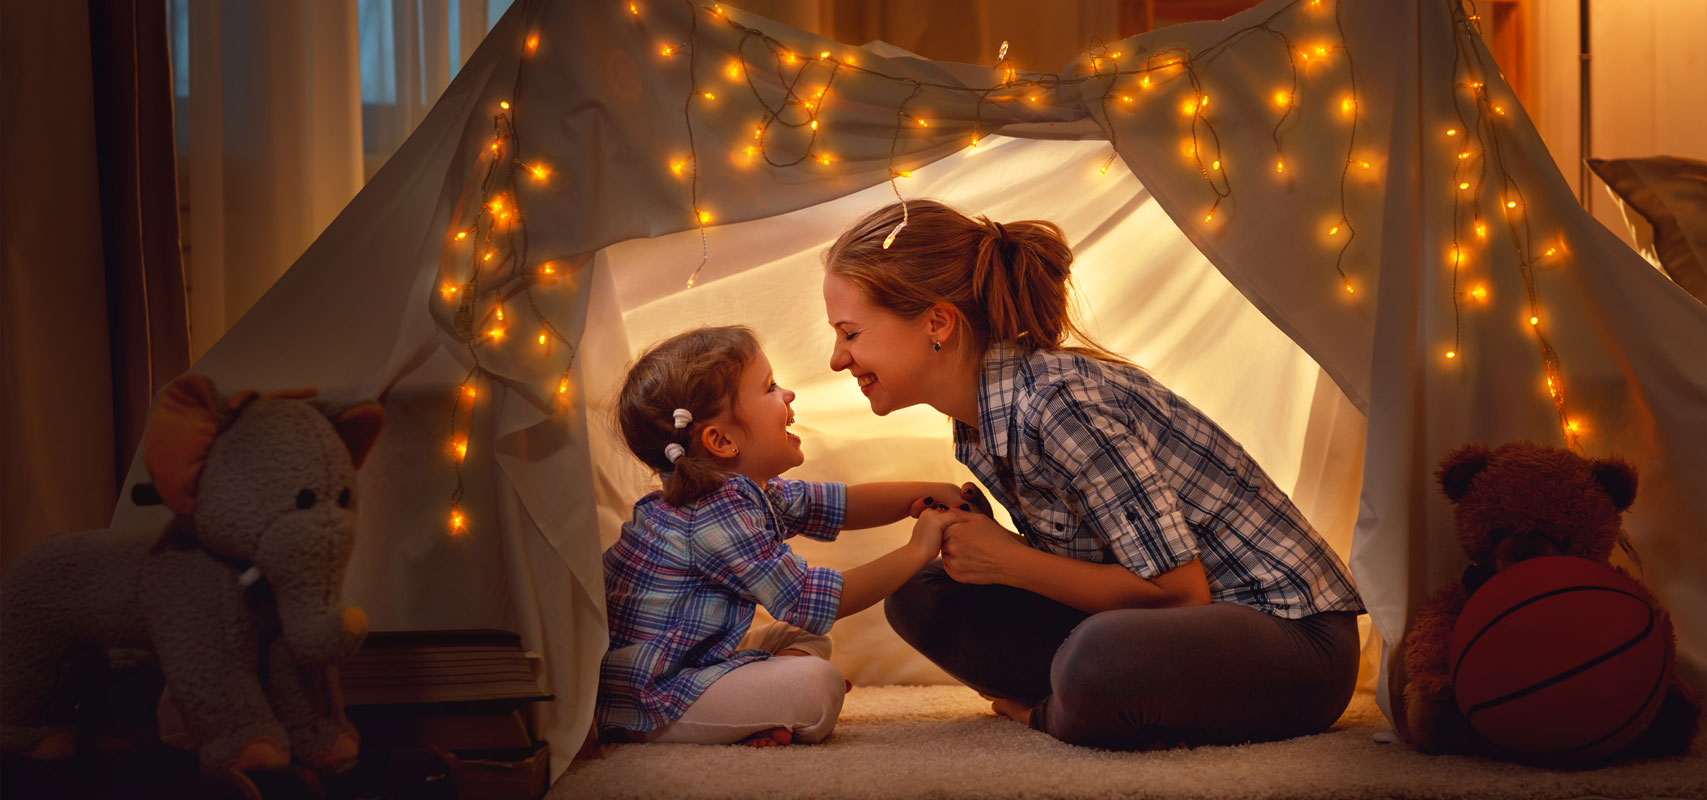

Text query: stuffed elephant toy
(1, 373), (383, 774)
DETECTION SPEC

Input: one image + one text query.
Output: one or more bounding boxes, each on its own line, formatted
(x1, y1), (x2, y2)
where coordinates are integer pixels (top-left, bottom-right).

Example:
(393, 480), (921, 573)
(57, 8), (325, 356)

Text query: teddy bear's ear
(330, 403), (385, 469)
(1589, 457), (1637, 512)
(1437, 443), (1491, 502)
(143, 374), (223, 514)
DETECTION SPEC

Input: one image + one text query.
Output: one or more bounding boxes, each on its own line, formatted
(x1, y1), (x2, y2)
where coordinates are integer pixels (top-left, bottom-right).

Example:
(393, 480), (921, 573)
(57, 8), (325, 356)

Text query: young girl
(598, 325), (976, 747)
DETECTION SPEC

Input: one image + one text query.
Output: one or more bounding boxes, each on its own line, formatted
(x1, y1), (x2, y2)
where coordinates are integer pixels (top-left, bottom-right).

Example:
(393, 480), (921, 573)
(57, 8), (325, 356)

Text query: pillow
(1587, 155), (1707, 305)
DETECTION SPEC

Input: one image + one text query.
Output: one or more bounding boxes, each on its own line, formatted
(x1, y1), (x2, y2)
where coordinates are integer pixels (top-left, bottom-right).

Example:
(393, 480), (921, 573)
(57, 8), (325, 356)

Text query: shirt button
(1054, 523), (1065, 531)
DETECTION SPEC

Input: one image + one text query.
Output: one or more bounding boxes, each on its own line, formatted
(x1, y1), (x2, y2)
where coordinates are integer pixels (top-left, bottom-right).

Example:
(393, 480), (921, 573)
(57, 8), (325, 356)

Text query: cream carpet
(549, 686), (1707, 799)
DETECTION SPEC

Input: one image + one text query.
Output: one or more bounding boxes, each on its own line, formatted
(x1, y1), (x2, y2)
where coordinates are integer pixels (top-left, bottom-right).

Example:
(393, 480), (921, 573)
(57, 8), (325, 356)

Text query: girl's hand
(940, 513), (1028, 585)
(956, 482), (994, 517)
(908, 506), (957, 557)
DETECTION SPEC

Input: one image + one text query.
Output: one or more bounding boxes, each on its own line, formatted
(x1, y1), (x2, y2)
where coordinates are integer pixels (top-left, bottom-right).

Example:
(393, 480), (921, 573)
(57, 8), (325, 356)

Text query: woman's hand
(939, 512), (1029, 585)
(907, 482), (993, 518)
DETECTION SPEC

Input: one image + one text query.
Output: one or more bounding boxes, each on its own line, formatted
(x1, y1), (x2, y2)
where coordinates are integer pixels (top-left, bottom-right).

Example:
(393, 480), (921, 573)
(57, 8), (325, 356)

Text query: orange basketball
(1449, 556), (1670, 764)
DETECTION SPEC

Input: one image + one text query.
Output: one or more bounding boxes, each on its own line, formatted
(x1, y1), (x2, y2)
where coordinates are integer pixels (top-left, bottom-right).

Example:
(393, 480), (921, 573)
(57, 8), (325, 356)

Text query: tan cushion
(1588, 155), (1707, 304)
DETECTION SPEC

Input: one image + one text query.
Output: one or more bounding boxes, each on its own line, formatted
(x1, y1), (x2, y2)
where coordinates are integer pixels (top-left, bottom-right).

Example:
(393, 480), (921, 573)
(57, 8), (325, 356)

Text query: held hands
(938, 512), (1027, 585)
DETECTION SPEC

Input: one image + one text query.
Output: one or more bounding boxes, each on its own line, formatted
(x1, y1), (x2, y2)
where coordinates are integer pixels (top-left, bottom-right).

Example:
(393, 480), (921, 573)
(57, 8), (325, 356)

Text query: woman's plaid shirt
(596, 474), (846, 734)
(953, 345), (1362, 619)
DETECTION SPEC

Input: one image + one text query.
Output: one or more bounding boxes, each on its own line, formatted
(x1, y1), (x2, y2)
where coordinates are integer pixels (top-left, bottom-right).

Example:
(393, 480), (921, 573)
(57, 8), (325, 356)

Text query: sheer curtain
(168, 0), (512, 360)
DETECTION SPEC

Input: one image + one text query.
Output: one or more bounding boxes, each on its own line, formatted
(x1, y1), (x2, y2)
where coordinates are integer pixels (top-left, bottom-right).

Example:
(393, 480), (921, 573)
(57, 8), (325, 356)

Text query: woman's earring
(932, 340), (942, 352)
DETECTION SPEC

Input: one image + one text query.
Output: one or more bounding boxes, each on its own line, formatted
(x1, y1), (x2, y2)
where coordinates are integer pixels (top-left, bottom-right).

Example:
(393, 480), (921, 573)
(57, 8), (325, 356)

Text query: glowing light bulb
(1475, 221), (1487, 239)
(970, 136), (980, 148)
(1140, 75), (1152, 89)
(495, 306), (504, 321)
(820, 51), (830, 59)
(783, 52), (798, 64)
(1315, 45), (1328, 57)
(1565, 419), (1582, 434)
(1211, 159), (1221, 171)
(1447, 128), (1458, 136)
(450, 511), (465, 531)
(454, 440), (468, 460)
(1458, 181), (1470, 190)
(701, 91), (715, 100)
(1274, 90), (1290, 107)
(499, 101), (510, 110)
(1328, 224), (1341, 235)
(1340, 96), (1355, 115)
(526, 33), (539, 53)
(1493, 104), (1505, 115)
(1459, 151), (1472, 160)
(1530, 315), (1539, 325)
(440, 284), (458, 298)
(698, 210), (711, 224)
(559, 377), (570, 395)
(1275, 159), (1286, 173)
(1544, 247), (1557, 257)
(1446, 350), (1457, 359)
(661, 45), (674, 57)
(454, 231), (468, 241)
(529, 164), (549, 181)
(463, 386), (476, 399)
(1344, 283), (1355, 294)
(818, 153), (832, 165)
(1506, 200), (1518, 209)
(541, 263), (556, 275)
(538, 331), (547, 345)
(1204, 211), (1215, 223)
(629, 2), (638, 14)
(1471, 284), (1488, 301)
(484, 251), (495, 261)
(671, 159), (686, 176)
(893, 170), (912, 178)
(488, 327), (505, 340)
(727, 65), (740, 79)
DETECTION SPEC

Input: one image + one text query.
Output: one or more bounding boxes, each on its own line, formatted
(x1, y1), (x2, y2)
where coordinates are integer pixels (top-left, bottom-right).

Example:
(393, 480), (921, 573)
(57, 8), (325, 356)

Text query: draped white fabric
(119, 0), (1707, 779)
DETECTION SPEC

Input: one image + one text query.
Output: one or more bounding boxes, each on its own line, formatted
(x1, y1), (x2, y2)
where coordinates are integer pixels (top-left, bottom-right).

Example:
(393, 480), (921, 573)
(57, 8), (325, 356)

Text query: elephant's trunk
(257, 523), (367, 666)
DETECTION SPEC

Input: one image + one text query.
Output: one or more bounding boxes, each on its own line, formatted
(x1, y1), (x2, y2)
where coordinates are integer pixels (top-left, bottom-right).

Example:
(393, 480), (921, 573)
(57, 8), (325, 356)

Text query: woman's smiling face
(823, 273), (939, 416)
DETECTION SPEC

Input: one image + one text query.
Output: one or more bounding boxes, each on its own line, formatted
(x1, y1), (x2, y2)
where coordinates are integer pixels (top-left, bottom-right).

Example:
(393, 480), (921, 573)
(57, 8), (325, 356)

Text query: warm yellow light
(1471, 284), (1488, 301)
(1273, 90), (1291, 107)
(1099, 162), (1111, 174)
(1506, 200), (1518, 208)
(1029, 95), (1039, 103)
(1544, 247), (1557, 257)
(701, 92), (715, 100)
(1111, 51), (1122, 59)
(671, 159), (686, 176)
(1182, 98), (1199, 115)
(1359, 161), (1372, 170)
(1204, 211), (1215, 222)
(559, 377), (570, 395)
(1344, 283), (1355, 294)
(1211, 160), (1221, 171)
(484, 251), (495, 261)
(494, 306), (504, 321)
(1140, 75), (1152, 89)
(538, 331), (547, 345)
(488, 327), (505, 341)
(499, 101), (510, 110)
(454, 231), (468, 241)
(629, 2), (638, 14)
(454, 440), (468, 460)
(661, 45), (674, 57)
(490, 141), (500, 152)
(895, 170), (913, 178)
(727, 65), (740, 79)
(450, 511), (465, 531)
(818, 154), (833, 165)
(820, 51), (830, 59)
(1276, 159), (1286, 173)
(1475, 222), (1487, 239)
(1529, 315), (1539, 325)
(1565, 419), (1582, 434)
(1340, 96), (1355, 115)
(783, 52), (798, 64)
(541, 263), (556, 275)
(1447, 128), (1458, 136)
(970, 136), (980, 148)
(526, 33), (539, 53)
(1450, 245), (1463, 265)
(1446, 350), (1457, 359)
(529, 164), (548, 180)
(1458, 151), (1471, 160)
(916, 118), (929, 127)
(1181, 142), (1197, 158)
(1315, 45), (1328, 56)
(463, 386), (476, 400)
(1458, 182), (1470, 190)
(1493, 104), (1505, 115)
(745, 144), (758, 155)
(1329, 224), (1341, 235)
(440, 284), (458, 298)
(698, 210), (711, 224)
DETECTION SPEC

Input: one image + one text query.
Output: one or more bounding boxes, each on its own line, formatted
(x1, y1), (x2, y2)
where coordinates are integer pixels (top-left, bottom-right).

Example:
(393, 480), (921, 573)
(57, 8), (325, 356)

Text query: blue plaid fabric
(596, 474), (846, 734)
(953, 345), (1363, 619)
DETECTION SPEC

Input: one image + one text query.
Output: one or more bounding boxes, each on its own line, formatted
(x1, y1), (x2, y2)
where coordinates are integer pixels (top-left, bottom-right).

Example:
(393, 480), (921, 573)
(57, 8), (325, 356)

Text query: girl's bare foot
(739, 727), (793, 747)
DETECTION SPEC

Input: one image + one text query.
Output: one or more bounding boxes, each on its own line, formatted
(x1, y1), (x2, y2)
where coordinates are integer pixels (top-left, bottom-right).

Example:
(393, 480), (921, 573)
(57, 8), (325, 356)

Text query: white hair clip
(672, 408), (693, 429)
(664, 443), (686, 463)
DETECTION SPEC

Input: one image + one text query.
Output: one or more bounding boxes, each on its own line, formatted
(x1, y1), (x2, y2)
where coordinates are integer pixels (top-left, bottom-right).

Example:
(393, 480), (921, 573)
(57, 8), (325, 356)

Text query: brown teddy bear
(0, 374), (383, 775)
(1398, 441), (1701, 760)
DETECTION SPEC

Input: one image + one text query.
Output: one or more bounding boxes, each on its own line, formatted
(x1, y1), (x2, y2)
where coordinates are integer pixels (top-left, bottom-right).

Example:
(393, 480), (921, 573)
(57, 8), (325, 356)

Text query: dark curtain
(1, 0), (189, 574)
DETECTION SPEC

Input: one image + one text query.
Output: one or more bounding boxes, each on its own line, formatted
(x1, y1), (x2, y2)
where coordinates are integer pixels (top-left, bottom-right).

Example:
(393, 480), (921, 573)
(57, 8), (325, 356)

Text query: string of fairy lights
(433, 0), (1586, 535)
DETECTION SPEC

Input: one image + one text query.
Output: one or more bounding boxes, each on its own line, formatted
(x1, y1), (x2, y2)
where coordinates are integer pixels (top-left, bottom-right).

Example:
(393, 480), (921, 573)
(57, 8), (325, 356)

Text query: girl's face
(823, 273), (938, 416)
(725, 349), (805, 482)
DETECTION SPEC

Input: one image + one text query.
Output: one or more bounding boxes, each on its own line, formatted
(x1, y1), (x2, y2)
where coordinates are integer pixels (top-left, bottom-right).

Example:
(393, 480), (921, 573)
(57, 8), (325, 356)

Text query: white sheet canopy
(115, 0), (1706, 777)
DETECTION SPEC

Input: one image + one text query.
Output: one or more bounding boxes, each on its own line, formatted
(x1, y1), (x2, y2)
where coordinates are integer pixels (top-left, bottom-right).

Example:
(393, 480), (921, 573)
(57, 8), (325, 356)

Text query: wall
(1530, 0), (1707, 251)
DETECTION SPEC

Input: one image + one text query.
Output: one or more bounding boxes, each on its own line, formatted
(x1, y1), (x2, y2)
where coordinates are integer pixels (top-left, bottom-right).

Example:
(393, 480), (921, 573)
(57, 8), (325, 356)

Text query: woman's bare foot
(988, 696), (1035, 726)
(738, 727), (793, 747)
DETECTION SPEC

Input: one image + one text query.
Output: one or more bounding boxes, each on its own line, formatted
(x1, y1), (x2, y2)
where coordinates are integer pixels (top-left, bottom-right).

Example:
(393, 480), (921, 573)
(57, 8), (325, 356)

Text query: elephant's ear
(144, 374), (222, 514)
(332, 404), (384, 469)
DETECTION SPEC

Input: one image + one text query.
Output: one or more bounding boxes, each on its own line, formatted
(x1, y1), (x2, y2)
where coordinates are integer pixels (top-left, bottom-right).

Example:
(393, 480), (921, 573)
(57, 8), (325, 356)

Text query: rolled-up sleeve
(763, 479), (846, 542)
(1032, 383), (1199, 579)
(688, 504), (843, 634)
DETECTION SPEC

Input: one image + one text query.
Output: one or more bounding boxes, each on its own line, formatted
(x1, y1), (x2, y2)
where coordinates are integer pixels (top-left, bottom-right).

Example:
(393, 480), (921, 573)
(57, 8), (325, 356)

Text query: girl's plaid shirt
(597, 474), (846, 734)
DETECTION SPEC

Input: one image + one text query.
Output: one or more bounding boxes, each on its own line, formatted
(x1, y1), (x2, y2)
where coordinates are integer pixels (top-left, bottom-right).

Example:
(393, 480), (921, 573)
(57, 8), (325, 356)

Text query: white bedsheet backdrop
(582, 133), (1367, 688)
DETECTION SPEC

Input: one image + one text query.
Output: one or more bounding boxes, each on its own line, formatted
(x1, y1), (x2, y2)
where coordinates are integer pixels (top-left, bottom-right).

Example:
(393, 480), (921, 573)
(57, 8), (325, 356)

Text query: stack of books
(341, 629), (554, 800)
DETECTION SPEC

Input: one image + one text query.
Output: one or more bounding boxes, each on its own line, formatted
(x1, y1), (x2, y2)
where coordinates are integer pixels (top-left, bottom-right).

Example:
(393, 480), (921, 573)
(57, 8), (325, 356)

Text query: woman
(821, 199), (1365, 749)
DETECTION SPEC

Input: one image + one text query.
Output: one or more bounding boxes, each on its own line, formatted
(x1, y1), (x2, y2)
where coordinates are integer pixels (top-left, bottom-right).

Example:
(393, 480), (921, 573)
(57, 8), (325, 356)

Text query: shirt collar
(952, 342), (1031, 457)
